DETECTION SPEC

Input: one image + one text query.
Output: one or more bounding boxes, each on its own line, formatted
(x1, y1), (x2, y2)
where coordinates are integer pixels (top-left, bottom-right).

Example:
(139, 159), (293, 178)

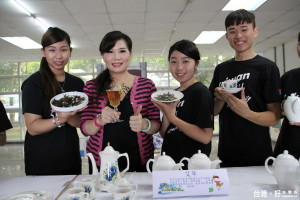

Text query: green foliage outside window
(0, 54), (234, 142)
(20, 62), (40, 75)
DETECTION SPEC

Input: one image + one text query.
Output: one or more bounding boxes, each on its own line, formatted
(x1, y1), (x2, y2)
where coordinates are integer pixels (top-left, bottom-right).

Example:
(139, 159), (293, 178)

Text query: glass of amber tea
(106, 87), (123, 123)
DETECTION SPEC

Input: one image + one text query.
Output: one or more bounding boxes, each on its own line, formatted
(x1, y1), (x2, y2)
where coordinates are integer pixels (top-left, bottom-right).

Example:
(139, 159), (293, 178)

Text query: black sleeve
(0, 101), (13, 132)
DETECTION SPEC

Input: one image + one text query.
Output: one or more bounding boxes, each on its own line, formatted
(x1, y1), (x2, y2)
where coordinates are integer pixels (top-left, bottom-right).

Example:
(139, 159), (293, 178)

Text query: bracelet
(94, 114), (102, 127)
(50, 112), (65, 128)
(142, 118), (151, 132)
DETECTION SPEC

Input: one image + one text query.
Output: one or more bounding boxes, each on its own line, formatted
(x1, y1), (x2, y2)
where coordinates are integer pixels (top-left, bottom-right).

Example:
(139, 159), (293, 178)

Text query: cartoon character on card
(213, 175), (223, 190)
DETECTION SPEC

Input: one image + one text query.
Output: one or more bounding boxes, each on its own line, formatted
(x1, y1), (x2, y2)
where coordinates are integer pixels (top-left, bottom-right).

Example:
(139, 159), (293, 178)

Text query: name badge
(152, 169), (230, 198)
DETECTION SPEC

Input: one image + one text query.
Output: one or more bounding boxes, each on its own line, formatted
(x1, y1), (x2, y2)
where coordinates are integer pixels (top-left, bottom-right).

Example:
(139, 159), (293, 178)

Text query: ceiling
(0, 0), (299, 62)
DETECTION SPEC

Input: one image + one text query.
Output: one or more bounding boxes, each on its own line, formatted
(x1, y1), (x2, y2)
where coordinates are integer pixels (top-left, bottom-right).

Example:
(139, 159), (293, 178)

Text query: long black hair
(94, 31), (132, 96)
(40, 27), (71, 107)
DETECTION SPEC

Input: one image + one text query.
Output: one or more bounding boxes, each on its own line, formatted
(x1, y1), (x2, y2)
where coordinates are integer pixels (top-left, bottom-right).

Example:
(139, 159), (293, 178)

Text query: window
(0, 55), (233, 142)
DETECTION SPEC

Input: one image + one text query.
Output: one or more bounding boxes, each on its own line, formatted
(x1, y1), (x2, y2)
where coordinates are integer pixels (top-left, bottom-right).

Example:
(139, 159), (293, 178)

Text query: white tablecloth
(0, 166), (298, 199)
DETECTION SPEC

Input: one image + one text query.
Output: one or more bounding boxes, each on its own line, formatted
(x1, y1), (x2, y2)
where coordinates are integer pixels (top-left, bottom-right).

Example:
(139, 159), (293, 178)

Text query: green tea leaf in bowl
(155, 92), (176, 101)
(52, 94), (85, 107)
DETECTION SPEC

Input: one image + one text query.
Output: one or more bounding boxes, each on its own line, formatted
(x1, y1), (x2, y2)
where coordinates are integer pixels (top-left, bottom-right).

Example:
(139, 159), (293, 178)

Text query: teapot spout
(86, 153), (98, 175)
(210, 159), (222, 169)
(172, 163), (184, 170)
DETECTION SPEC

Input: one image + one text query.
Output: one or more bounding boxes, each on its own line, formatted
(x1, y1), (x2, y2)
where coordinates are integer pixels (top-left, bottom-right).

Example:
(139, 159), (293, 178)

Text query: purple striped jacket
(80, 76), (161, 167)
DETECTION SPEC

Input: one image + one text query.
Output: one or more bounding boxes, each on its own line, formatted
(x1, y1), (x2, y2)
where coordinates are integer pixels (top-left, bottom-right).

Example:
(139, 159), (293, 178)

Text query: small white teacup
(113, 188), (136, 200)
(75, 178), (96, 200)
(221, 79), (239, 89)
(66, 187), (90, 200)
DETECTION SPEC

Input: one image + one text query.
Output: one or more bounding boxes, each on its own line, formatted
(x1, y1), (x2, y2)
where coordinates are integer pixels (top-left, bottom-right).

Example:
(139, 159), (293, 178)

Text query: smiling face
(42, 40), (71, 73)
(169, 50), (198, 88)
(226, 22), (258, 56)
(102, 39), (132, 74)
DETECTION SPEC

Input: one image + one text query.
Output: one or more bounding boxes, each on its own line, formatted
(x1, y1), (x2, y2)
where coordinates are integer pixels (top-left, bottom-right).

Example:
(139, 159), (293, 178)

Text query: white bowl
(50, 91), (88, 112)
(151, 90), (184, 103)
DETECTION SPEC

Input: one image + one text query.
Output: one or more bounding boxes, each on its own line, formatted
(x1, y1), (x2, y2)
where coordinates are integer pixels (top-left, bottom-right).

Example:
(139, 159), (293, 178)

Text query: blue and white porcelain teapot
(87, 142), (129, 192)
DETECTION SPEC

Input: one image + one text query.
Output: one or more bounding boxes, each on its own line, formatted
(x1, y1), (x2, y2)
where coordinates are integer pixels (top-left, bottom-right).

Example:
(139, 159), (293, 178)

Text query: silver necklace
(58, 80), (65, 93)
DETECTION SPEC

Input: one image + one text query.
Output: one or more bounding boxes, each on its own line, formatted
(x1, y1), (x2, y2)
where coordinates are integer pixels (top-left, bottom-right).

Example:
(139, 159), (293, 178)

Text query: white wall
(262, 37), (299, 76)
(285, 38), (299, 72)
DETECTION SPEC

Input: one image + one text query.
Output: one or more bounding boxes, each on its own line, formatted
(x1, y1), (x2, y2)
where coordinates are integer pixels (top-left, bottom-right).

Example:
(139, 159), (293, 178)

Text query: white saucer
(222, 87), (243, 94)
(0, 190), (53, 200)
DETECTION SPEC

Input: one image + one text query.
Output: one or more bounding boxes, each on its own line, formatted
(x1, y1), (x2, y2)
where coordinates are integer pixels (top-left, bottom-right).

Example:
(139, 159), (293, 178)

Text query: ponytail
(40, 57), (60, 108)
(94, 68), (111, 96)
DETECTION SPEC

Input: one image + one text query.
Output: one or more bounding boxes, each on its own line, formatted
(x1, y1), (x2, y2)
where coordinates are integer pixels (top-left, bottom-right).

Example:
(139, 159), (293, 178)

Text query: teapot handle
(86, 153), (98, 175)
(179, 157), (189, 170)
(292, 98), (300, 115)
(146, 159), (155, 174)
(119, 153), (130, 175)
(264, 157), (275, 175)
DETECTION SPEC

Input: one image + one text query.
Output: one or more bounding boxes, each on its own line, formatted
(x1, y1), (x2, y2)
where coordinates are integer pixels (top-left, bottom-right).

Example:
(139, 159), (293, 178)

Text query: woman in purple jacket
(80, 31), (161, 172)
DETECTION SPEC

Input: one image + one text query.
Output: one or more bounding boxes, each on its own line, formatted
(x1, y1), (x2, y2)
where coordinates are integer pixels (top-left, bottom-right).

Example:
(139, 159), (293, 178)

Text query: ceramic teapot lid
(191, 150), (210, 161)
(288, 93), (299, 98)
(101, 142), (118, 155)
(157, 152), (175, 163)
(115, 174), (131, 187)
(276, 150), (297, 160)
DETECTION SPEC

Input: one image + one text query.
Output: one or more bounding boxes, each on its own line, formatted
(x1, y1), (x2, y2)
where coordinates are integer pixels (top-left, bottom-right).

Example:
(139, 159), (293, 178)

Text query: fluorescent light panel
(0, 37), (42, 49)
(194, 31), (226, 44)
(10, 0), (31, 16)
(10, 0), (49, 30)
(222, 0), (267, 11)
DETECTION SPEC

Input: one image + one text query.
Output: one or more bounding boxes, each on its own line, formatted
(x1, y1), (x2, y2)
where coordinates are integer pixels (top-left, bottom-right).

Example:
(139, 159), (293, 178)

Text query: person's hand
(280, 100), (286, 117)
(52, 109), (78, 125)
(129, 105), (143, 132)
(152, 99), (180, 123)
(290, 122), (300, 126)
(214, 87), (225, 101)
(100, 106), (121, 125)
(221, 88), (251, 118)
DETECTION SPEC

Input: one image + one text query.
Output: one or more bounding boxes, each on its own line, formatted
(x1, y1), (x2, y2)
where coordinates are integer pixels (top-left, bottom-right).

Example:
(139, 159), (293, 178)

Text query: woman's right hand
(100, 106), (121, 124)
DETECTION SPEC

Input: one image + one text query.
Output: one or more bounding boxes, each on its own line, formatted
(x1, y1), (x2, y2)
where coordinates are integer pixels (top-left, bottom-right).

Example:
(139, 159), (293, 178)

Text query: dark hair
(298, 32), (300, 42)
(168, 40), (200, 62)
(95, 31), (132, 96)
(225, 9), (256, 30)
(40, 27), (71, 108)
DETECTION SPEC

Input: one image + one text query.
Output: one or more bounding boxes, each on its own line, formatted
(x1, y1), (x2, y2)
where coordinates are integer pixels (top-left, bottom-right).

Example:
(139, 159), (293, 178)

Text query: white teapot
(283, 93), (300, 123)
(146, 152), (183, 174)
(86, 143), (129, 192)
(265, 150), (299, 190)
(180, 150), (222, 170)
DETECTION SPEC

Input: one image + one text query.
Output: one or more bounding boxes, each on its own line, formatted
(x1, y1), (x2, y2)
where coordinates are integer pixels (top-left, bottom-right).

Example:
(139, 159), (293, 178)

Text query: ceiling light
(0, 37), (42, 49)
(10, 0), (49, 30)
(222, 0), (267, 11)
(10, 0), (31, 16)
(194, 31), (226, 44)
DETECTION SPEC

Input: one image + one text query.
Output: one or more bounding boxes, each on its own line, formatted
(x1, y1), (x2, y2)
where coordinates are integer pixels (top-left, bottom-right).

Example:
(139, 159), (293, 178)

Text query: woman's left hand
(52, 109), (78, 125)
(129, 105), (143, 132)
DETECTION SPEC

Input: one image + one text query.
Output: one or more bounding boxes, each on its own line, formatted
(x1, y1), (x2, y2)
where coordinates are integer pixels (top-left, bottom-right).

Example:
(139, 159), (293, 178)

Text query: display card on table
(152, 169), (230, 198)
